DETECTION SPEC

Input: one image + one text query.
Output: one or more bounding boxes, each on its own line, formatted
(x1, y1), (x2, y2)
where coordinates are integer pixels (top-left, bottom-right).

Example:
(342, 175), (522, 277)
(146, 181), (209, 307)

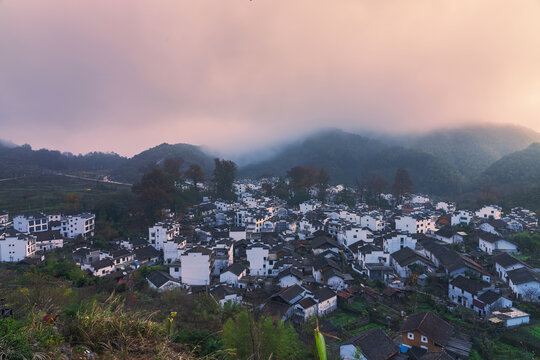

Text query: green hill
(112, 143), (215, 183)
(410, 125), (540, 178)
(239, 130), (464, 195)
(479, 143), (540, 185)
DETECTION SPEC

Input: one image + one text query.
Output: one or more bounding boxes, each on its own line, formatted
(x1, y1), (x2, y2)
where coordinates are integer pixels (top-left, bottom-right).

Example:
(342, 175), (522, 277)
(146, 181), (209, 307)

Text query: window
(421, 335), (428, 343)
(408, 332), (414, 340)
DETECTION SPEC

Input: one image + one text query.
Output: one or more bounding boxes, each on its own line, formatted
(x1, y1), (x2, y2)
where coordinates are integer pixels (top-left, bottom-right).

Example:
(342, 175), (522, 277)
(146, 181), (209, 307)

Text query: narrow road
(59, 173), (132, 186)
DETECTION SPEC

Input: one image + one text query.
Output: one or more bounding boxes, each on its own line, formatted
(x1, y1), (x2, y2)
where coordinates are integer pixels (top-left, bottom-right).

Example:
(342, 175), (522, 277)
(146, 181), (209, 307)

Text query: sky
(1, 1), (540, 157)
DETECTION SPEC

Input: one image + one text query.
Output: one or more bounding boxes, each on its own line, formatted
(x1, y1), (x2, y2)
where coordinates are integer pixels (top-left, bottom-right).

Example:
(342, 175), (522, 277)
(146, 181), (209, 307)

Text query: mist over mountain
(409, 125), (540, 178)
(1, 124), (539, 197)
(479, 142), (540, 186)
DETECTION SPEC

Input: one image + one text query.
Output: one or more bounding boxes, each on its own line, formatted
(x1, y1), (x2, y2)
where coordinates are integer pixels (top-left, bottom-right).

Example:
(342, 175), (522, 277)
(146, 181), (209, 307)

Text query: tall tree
(334, 186), (356, 208)
(184, 163), (205, 191)
(132, 169), (175, 224)
(261, 182), (273, 196)
(212, 158), (237, 199)
(316, 168), (330, 203)
(392, 168), (413, 204)
(366, 173), (388, 204)
(287, 165), (318, 192)
(162, 157), (184, 183)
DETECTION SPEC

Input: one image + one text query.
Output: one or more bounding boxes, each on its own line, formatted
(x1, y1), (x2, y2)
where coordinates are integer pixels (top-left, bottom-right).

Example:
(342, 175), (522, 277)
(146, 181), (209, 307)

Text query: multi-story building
(61, 213), (95, 238)
(0, 229), (36, 262)
(13, 212), (48, 233)
(148, 221), (180, 251)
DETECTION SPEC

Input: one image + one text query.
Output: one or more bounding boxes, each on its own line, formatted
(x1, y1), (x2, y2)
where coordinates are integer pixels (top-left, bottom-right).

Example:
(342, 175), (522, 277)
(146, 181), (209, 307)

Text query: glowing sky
(1, 1), (539, 156)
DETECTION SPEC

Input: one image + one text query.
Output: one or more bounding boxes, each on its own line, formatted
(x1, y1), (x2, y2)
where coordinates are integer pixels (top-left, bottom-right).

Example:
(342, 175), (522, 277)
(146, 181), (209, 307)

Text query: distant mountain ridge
(408, 125), (540, 178)
(1, 124), (539, 194)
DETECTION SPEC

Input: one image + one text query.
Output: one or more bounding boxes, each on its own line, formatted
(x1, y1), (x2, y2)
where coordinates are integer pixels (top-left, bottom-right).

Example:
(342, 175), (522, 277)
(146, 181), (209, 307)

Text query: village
(0, 177), (538, 360)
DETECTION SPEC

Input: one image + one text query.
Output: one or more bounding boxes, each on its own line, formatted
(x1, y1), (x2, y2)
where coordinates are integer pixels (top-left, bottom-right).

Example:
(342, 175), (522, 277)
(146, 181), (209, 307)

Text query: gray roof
(146, 271), (180, 288)
(507, 267), (540, 285)
(343, 328), (399, 360)
(400, 311), (454, 347)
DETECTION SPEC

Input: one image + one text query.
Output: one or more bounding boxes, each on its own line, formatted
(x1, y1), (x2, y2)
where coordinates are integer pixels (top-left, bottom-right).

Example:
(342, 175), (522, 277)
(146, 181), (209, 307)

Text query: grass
(348, 323), (389, 336)
(0, 174), (129, 213)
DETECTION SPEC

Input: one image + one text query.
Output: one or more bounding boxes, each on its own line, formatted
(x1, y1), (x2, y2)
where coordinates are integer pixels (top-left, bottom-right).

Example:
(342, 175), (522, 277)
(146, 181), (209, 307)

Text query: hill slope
(479, 143), (540, 186)
(410, 125), (540, 178)
(239, 130), (463, 195)
(112, 143), (215, 183)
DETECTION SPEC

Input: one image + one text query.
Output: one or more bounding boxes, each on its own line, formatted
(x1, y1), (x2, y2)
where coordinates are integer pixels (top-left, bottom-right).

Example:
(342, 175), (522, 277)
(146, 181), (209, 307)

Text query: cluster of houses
(0, 211), (94, 262)
(1, 180), (539, 359)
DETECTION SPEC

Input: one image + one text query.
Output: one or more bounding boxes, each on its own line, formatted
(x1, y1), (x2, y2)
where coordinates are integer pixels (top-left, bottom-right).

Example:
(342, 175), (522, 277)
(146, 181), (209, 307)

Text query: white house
(494, 253), (528, 283)
(506, 267), (540, 302)
(339, 225), (372, 247)
(0, 211), (11, 230)
(220, 263), (246, 286)
(478, 231), (517, 255)
(13, 212), (49, 233)
(383, 232), (417, 254)
(295, 297), (318, 322)
(474, 290), (512, 317)
(448, 275), (492, 310)
(82, 258), (115, 277)
(313, 287), (337, 316)
(390, 247), (434, 278)
(340, 328), (400, 360)
(148, 221), (180, 251)
(476, 205), (502, 220)
(246, 243), (271, 276)
(492, 308), (530, 327)
(395, 214), (435, 234)
(0, 230), (36, 262)
(147, 271), (183, 291)
(436, 201), (456, 213)
(451, 210), (473, 226)
(360, 213), (384, 232)
(60, 213), (95, 239)
(299, 200), (321, 214)
(276, 267), (303, 288)
(180, 246), (213, 286)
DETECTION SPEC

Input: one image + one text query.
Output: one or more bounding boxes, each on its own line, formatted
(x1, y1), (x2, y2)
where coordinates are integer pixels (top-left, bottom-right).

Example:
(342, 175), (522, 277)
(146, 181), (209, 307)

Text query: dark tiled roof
(275, 284), (305, 303)
(507, 267), (540, 285)
(311, 235), (339, 250)
(313, 286), (336, 303)
(297, 297), (317, 309)
(400, 312), (453, 347)
(494, 253), (526, 269)
(343, 328), (399, 360)
(449, 276), (490, 296)
(134, 245), (160, 260)
(477, 230), (502, 244)
(35, 230), (63, 241)
(277, 267), (303, 280)
(477, 290), (504, 305)
(223, 263), (245, 276)
(391, 247), (433, 268)
(91, 258), (114, 270)
(146, 271), (179, 288)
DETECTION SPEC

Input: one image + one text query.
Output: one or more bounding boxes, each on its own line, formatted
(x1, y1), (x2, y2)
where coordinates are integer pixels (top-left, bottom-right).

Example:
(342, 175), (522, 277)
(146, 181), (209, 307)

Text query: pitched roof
(222, 263), (245, 276)
(343, 328), (399, 360)
(400, 312), (453, 347)
(297, 297), (317, 309)
(477, 290), (504, 305)
(313, 287), (336, 303)
(449, 276), (490, 296)
(146, 271), (180, 288)
(477, 230), (503, 244)
(311, 235), (339, 250)
(391, 247), (434, 268)
(90, 258), (115, 270)
(275, 284), (305, 304)
(507, 267), (540, 285)
(494, 253), (527, 269)
(134, 245), (160, 260)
